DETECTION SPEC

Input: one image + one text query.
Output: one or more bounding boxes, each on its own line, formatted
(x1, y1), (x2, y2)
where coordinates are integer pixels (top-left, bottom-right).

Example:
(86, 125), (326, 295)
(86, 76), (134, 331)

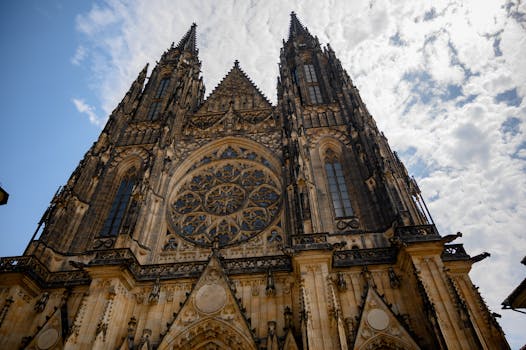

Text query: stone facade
(0, 14), (509, 350)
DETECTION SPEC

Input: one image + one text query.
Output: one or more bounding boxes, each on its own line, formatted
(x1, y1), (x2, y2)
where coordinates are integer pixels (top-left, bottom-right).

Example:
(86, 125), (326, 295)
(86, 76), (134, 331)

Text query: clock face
(168, 147), (282, 247)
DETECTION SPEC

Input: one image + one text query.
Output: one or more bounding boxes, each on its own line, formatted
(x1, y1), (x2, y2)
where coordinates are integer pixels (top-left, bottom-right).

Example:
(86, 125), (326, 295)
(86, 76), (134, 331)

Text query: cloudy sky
(1, 0), (525, 347)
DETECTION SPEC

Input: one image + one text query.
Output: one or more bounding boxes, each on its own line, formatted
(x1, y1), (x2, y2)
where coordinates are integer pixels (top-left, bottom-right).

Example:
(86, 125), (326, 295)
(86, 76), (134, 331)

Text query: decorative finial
(234, 59), (239, 68)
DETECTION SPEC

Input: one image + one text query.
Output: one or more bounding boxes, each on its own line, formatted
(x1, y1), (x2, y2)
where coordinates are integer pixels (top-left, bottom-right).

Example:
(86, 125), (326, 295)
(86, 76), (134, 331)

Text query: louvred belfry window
(324, 150), (353, 218)
(100, 169), (136, 236)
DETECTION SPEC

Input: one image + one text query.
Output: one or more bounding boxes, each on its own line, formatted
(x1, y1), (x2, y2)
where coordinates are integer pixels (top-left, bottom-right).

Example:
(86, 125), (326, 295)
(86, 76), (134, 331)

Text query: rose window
(169, 159), (281, 247)
(205, 184), (245, 215)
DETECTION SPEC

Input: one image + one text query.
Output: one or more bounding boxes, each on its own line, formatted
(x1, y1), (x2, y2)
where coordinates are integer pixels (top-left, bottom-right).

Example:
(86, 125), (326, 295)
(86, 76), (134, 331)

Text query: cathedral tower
(0, 14), (509, 349)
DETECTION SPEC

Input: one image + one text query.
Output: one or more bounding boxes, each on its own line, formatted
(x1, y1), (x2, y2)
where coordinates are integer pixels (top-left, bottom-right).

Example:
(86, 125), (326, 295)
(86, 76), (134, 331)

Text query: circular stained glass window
(169, 159), (281, 247)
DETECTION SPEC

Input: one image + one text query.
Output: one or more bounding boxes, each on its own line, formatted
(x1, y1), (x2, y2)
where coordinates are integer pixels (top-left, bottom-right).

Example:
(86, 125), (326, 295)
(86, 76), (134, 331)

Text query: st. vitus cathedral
(0, 13), (510, 350)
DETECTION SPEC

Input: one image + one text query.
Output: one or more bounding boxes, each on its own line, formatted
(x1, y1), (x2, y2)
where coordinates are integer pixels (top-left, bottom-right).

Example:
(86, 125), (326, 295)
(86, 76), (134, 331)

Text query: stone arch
(110, 147), (149, 172)
(160, 318), (257, 350)
(312, 129), (352, 149)
(166, 136), (281, 184)
(163, 136), (284, 247)
(358, 333), (419, 350)
(317, 135), (348, 161)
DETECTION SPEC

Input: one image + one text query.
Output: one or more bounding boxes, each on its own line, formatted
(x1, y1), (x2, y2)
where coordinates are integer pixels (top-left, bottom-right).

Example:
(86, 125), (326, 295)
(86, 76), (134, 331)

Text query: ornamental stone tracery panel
(168, 145), (282, 247)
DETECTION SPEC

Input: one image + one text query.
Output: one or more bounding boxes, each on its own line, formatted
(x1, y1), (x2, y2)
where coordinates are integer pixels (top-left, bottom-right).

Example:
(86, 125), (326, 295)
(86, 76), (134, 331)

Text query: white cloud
(72, 98), (105, 127)
(71, 45), (87, 65)
(72, 0), (526, 347)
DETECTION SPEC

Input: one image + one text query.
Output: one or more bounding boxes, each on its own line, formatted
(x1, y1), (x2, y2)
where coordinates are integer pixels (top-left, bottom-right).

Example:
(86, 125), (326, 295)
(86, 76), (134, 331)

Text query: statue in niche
(148, 277), (161, 304)
(267, 321), (279, 350)
(266, 268), (276, 296)
(388, 267), (401, 288)
(284, 306), (294, 331)
(34, 292), (49, 313)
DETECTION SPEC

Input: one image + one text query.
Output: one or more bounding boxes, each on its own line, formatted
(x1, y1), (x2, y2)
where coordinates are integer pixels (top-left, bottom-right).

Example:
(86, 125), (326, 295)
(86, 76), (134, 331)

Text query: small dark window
(100, 175), (135, 236)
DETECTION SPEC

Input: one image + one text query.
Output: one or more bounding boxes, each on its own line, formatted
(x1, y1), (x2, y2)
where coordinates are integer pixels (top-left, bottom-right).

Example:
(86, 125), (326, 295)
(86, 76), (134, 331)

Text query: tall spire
(288, 11), (310, 41)
(176, 23), (197, 54)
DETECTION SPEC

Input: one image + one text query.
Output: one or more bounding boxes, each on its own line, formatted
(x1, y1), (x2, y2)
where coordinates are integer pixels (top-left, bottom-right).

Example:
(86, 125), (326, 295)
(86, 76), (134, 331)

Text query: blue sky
(0, 0), (525, 348)
(0, 1), (101, 255)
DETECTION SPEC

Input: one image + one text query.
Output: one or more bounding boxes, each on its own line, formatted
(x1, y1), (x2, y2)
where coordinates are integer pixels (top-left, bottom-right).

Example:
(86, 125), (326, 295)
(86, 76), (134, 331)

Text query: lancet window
(303, 63), (323, 104)
(100, 168), (136, 236)
(155, 77), (170, 98)
(147, 76), (170, 120)
(324, 150), (353, 218)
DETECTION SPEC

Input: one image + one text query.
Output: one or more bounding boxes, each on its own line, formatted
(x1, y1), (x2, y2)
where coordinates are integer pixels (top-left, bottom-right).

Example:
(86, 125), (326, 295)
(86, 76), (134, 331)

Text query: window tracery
(324, 149), (354, 218)
(169, 148), (281, 247)
(100, 167), (137, 236)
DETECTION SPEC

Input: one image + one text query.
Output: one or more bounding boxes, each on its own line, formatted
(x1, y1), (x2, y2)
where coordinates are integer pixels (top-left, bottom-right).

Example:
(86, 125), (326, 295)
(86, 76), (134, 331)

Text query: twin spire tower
(0, 13), (508, 350)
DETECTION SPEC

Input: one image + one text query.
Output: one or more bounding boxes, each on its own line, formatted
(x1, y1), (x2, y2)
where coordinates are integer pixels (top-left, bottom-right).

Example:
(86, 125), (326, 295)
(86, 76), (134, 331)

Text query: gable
(197, 61), (272, 114)
(157, 255), (257, 350)
(353, 286), (421, 350)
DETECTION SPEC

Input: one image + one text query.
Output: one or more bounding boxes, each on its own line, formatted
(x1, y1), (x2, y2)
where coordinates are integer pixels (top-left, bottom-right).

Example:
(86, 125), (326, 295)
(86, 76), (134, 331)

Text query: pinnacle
(175, 23), (198, 54)
(288, 11), (309, 41)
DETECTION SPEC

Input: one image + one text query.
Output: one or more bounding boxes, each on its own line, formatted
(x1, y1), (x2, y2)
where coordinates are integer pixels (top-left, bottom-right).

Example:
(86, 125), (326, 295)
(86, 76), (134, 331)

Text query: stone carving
(163, 237), (178, 251)
(34, 292), (50, 313)
(388, 267), (401, 288)
(267, 321), (279, 350)
(333, 247), (397, 267)
(0, 297), (13, 328)
(265, 268), (276, 296)
(336, 272), (347, 291)
(137, 328), (152, 350)
(284, 306), (294, 331)
(148, 277), (161, 304)
(125, 316), (137, 349)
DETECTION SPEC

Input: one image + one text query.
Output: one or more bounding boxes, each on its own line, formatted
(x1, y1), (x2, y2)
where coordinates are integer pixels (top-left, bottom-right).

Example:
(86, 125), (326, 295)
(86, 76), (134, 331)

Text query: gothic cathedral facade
(0, 13), (509, 350)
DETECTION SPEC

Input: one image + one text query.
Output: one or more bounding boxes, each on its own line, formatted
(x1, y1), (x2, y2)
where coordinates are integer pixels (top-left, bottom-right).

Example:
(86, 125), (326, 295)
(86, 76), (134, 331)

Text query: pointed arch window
(308, 86), (323, 104)
(147, 77), (170, 120)
(324, 150), (353, 218)
(100, 168), (136, 236)
(147, 101), (161, 120)
(304, 64), (318, 82)
(303, 63), (323, 104)
(155, 77), (170, 98)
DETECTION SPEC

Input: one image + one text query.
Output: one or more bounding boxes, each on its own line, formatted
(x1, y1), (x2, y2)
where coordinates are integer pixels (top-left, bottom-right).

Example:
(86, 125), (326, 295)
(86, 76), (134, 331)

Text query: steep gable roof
(196, 61), (272, 114)
(158, 255), (258, 350)
(352, 285), (421, 350)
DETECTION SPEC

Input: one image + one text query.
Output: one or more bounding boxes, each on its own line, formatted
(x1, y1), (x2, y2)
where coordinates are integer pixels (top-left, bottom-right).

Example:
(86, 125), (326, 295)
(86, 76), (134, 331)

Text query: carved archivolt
(163, 319), (256, 350)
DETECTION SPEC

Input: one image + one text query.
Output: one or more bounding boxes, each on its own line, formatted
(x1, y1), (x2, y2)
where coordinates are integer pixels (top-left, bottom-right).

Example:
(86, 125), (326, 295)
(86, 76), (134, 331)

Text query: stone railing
(441, 244), (470, 261)
(1, 250), (293, 286)
(0, 256), (90, 288)
(291, 233), (331, 250)
(333, 247), (398, 267)
(91, 249), (293, 280)
(395, 224), (441, 243)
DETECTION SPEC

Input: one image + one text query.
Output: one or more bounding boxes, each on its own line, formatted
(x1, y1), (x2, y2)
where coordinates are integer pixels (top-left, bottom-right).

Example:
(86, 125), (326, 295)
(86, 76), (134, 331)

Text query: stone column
(293, 250), (337, 349)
